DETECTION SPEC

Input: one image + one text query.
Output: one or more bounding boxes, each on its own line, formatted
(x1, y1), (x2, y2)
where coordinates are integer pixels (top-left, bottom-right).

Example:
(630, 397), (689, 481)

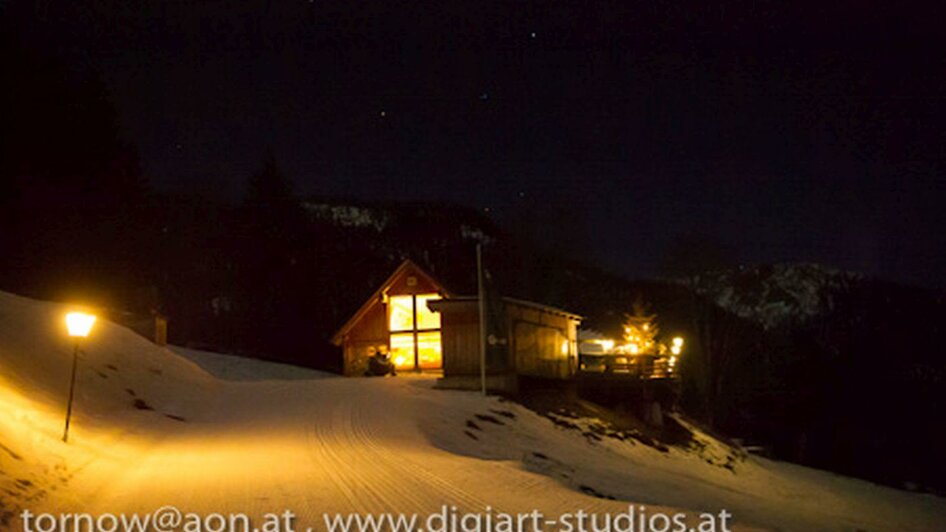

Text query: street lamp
(63, 311), (96, 443)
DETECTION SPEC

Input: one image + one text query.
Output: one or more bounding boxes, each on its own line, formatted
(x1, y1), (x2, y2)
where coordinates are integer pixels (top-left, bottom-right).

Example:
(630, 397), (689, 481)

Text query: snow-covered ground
(1, 291), (944, 531)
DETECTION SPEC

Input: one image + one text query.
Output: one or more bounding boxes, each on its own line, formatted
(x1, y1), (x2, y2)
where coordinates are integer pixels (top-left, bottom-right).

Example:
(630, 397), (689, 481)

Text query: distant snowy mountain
(690, 263), (862, 329)
(303, 203), (390, 231)
(302, 199), (497, 244)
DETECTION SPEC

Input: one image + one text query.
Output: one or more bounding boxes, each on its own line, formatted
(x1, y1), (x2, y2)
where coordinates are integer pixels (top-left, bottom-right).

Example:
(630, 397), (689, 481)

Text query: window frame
(386, 292), (442, 370)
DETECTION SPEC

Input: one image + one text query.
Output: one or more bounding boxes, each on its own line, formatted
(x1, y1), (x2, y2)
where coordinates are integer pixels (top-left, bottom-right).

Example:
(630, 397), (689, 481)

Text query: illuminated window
(386, 293), (442, 370)
(415, 294), (441, 330)
(417, 331), (442, 369)
(388, 295), (414, 331)
(390, 333), (416, 370)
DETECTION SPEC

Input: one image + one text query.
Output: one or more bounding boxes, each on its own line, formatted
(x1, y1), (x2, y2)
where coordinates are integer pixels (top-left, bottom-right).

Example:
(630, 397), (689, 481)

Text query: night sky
(8, 1), (946, 286)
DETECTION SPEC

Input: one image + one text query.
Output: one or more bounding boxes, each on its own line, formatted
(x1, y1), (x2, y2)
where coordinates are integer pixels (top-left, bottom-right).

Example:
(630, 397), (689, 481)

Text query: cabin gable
(333, 259), (449, 376)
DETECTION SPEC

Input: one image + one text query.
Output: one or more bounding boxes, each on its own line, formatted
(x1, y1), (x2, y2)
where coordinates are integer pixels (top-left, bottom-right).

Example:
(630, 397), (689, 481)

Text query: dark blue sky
(10, 1), (946, 286)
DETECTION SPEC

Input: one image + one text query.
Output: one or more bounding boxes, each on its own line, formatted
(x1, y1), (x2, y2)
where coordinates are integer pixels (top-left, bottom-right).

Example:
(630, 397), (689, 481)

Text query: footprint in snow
(523, 451), (575, 481)
(0, 443), (21, 461)
(474, 413), (505, 425)
(579, 485), (617, 500)
(132, 399), (154, 411)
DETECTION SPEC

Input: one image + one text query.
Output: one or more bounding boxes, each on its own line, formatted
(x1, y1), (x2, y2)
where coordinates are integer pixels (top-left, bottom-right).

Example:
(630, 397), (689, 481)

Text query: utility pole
(477, 243), (487, 395)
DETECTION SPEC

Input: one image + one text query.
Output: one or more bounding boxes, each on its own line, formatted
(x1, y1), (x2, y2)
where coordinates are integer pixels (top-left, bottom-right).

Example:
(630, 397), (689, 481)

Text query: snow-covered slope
(0, 292), (215, 527)
(2, 291), (944, 531)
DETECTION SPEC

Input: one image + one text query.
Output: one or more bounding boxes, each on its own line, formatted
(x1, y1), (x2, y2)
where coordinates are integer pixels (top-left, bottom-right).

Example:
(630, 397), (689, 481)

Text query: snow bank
(420, 387), (946, 530)
(0, 292), (213, 524)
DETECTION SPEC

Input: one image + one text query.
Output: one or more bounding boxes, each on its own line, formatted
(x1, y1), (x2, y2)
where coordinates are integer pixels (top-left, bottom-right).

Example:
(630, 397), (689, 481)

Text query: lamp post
(63, 311), (96, 443)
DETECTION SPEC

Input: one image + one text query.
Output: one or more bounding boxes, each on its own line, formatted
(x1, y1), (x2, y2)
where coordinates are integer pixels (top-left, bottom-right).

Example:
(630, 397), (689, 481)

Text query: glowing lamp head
(672, 336), (684, 348)
(628, 343), (640, 355)
(66, 312), (96, 338)
(670, 345), (681, 355)
(600, 339), (615, 351)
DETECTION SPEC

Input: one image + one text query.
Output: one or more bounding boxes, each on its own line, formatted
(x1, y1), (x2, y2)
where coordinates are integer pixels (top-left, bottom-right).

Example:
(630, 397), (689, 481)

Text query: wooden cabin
(332, 260), (583, 390)
(428, 297), (582, 392)
(331, 260), (450, 376)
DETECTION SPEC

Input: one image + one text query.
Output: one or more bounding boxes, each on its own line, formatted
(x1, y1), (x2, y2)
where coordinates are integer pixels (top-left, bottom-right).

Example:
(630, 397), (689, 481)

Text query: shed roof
(427, 296), (583, 321)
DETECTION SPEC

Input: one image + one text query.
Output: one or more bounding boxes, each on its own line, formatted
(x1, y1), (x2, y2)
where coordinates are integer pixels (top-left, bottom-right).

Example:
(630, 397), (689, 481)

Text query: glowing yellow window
(389, 333), (416, 369)
(388, 295), (414, 331)
(386, 293), (443, 370)
(416, 331), (442, 369)
(415, 294), (441, 330)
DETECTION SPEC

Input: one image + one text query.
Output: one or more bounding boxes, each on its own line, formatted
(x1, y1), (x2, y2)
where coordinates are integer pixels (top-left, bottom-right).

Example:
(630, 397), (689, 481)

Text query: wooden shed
(427, 296), (582, 392)
(331, 260), (450, 376)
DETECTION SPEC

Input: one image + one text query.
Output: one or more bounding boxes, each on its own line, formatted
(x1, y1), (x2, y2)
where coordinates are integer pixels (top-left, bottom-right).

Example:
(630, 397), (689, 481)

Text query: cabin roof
(331, 259), (450, 346)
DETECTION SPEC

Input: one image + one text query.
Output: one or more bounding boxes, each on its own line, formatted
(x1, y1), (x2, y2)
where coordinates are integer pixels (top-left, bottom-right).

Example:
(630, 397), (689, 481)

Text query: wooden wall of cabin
(342, 298), (388, 376)
(387, 268), (442, 296)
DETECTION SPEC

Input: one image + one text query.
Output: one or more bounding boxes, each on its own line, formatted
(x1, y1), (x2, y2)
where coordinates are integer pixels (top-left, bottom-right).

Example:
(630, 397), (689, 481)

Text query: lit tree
(623, 316), (658, 354)
(622, 299), (660, 355)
